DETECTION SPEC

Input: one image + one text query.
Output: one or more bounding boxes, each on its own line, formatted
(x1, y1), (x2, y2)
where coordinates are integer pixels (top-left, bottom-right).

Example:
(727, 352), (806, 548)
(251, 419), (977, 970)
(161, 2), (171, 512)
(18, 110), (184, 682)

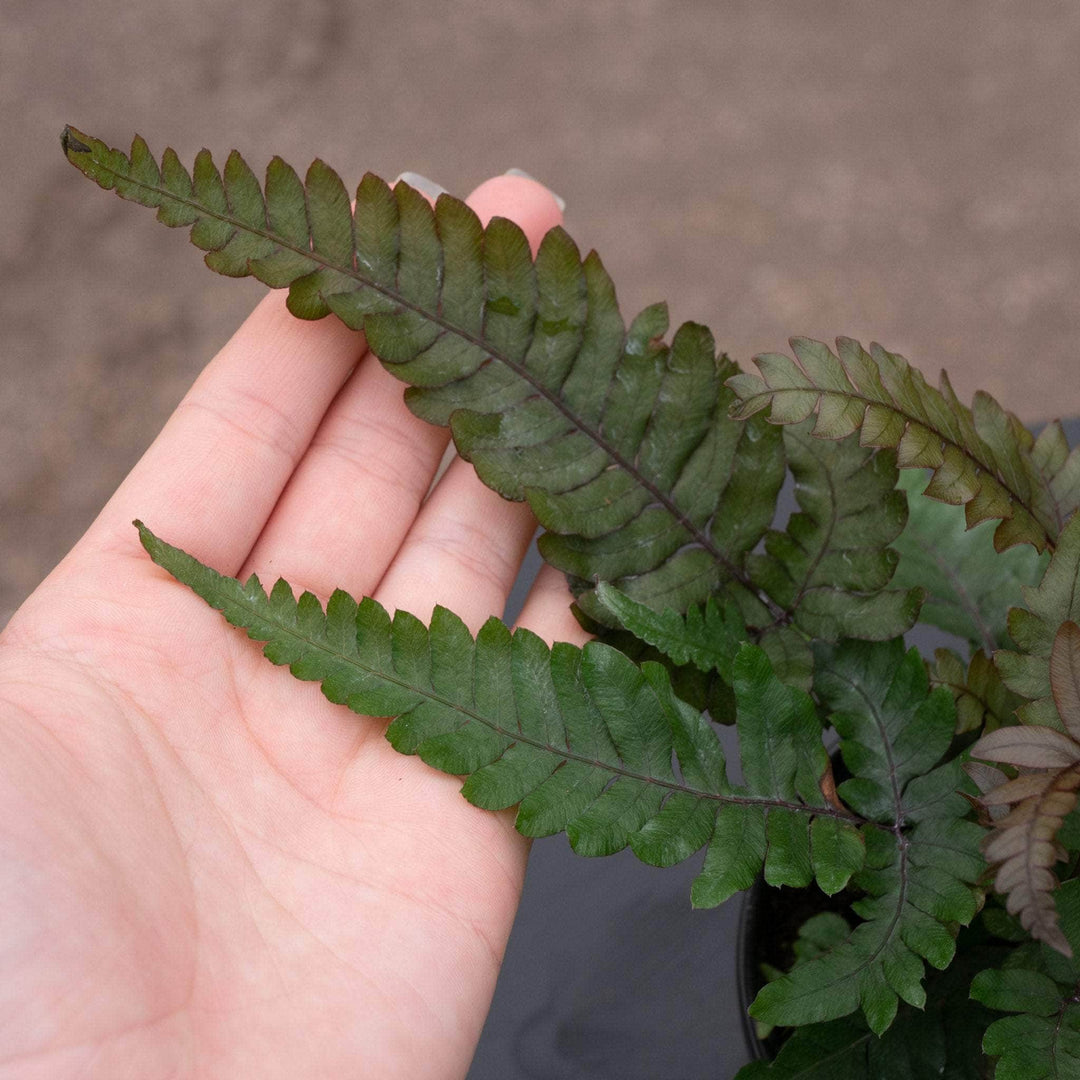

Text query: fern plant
(63, 125), (1080, 1077)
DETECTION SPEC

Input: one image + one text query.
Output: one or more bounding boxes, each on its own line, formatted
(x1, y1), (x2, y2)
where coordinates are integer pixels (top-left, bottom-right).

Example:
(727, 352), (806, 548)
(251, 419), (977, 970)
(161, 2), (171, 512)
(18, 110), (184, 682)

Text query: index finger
(81, 290), (366, 575)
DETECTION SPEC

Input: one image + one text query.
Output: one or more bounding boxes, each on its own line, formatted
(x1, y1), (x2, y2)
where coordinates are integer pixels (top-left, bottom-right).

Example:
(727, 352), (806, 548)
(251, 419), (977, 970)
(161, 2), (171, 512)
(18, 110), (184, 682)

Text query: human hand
(0, 172), (584, 1079)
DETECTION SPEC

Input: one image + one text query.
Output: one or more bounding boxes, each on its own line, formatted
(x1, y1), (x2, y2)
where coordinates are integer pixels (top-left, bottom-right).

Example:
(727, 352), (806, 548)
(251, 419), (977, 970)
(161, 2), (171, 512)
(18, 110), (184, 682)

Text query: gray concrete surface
(3, 2), (1080, 1074)
(4, 1), (1080, 621)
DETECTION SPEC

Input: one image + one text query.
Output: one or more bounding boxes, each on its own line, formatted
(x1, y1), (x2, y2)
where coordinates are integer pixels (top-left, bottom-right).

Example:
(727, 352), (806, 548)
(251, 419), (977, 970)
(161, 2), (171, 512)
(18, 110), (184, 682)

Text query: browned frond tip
(819, 758), (850, 815)
(60, 126), (91, 155)
(1046, 929), (1073, 958)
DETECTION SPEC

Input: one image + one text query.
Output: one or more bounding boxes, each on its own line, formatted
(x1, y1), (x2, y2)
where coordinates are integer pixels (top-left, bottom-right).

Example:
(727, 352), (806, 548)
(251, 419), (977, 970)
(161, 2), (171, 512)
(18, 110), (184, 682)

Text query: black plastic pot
(736, 882), (768, 1065)
(468, 693), (758, 1078)
(735, 877), (857, 1067)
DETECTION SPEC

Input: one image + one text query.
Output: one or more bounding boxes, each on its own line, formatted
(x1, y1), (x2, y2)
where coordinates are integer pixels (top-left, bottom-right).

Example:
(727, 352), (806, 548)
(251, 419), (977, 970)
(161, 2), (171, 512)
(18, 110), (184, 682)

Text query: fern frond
(750, 640), (985, 1036)
(63, 127), (785, 625)
(740, 912), (1001, 1078)
(971, 621), (1080, 956)
(1029, 420), (1080, 540)
(594, 584), (747, 678)
(971, 880), (1080, 1075)
(736, 1017), (935, 1079)
(997, 516), (1080, 729)
(594, 586), (813, 693)
(929, 648), (1023, 734)
(971, 753), (1080, 957)
(891, 470), (1047, 653)
(738, 986), (989, 1079)
(727, 336), (1077, 553)
(595, 422), (926, 691)
(692, 645), (865, 903)
(139, 524), (978, 1037)
(746, 422), (922, 644)
(136, 523), (862, 883)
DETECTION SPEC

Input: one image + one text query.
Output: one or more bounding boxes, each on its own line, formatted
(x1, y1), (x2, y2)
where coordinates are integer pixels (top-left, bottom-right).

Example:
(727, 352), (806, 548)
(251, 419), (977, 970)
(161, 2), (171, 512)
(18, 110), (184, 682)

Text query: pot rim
(736, 879), (768, 1063)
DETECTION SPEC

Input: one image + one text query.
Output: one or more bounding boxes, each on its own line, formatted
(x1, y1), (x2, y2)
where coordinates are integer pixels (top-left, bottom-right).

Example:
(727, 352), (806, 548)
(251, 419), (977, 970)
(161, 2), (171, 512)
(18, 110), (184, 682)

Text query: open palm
(0, 175), (577, 1080)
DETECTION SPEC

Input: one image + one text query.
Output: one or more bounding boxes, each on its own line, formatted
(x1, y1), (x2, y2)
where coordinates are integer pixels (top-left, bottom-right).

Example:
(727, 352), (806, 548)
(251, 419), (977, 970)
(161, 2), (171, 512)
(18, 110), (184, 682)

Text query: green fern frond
(1029, 420), (1080, 541)
(594, 584), (748, 678)
(971, 880), (1080, 1076)
(691, 645), (865, 903)
(595, 423), (924, 692)
(727, 336), (1079, 554)
(929, 648), (1023, 734)
(749, 640), (985, 1036)
(735, 1017), (916, 1079)
(63, 127), (785, 625)
(747, 422), (922, 644)
(738, 915), (999, 1078)
(136, 522), (862, 880)
(996, 515), (1080, 730)
(140, 518), (985, 1036)
(891, 470), (1048, 653)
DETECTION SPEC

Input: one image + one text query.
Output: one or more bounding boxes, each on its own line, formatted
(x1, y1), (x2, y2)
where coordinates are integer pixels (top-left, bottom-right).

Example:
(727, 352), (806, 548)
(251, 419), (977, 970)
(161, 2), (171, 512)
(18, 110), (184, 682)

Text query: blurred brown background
(3, 0), (1080, 625)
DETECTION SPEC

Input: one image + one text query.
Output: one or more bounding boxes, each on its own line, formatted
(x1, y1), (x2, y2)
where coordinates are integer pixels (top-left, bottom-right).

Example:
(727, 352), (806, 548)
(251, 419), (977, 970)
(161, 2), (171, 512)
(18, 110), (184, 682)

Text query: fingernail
(503, 168), (566, 213)
(392, 172), (449, 200)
